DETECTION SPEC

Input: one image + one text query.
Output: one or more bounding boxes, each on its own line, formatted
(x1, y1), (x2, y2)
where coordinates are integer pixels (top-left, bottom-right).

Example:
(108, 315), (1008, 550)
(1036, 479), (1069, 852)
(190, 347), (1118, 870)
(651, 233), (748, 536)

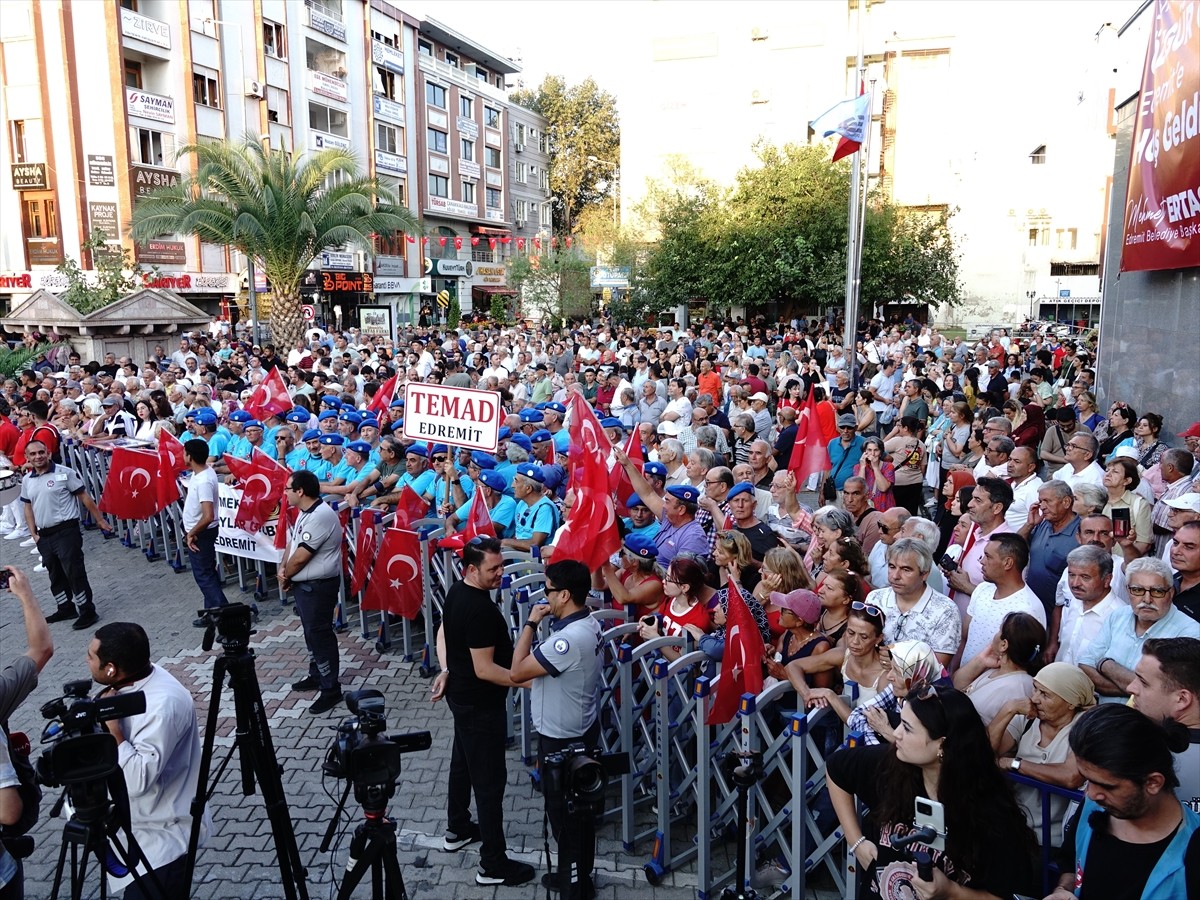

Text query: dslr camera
(323, 690), (430, 809)
(37, 679), (146, 788)
(197, 602), (255, 654)
(542, 744), (629, 815)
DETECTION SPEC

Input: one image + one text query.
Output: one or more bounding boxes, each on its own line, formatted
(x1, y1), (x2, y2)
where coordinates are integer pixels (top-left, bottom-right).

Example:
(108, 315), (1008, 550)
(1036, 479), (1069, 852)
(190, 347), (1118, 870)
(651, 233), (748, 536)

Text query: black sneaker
(291, 676), (320, 692)
(442, 824), (481, 852)
(72, 607), (99, 630)
(46, 603), (79, 624)
(308, 691), (343, 715)
(193, 617), (208, 628)
(540, 872), (596, 897)
(476, 859), (535, 887)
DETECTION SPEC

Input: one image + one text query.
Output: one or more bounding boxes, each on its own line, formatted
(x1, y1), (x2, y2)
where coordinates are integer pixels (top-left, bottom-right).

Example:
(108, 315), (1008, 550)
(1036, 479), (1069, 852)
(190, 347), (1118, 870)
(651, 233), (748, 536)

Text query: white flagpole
(842, 3), (866, 387)
(851, 80), (875, 341)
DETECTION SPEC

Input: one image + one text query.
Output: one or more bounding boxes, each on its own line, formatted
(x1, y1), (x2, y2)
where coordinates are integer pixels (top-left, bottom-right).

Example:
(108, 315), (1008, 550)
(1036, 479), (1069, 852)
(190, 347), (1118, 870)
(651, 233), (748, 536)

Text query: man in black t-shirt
(432, 538), (535, 888)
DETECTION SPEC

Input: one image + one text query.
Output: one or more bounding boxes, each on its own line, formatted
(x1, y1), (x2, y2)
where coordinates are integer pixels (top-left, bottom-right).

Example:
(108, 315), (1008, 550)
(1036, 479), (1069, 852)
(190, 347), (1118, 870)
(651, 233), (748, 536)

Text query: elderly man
(726, 481), (776, 562)
(1020, 480), (1080, 646)
(747, 440), (775, 490)
(868, 507), (911, 589)
(1006, 446), (1044, 530)
(1053, 431), (1105, 490)
(500, 465), (559, 553)
(864, 537), (962, 668)
(971, 435), (1014, 480)
(655, 436), (688, 487)
(841, 475), (883, 555)
(637, 380), (667, 429)
(943, 476), (1015, 618)
(1169, 520), (1200, 622)
(748, 392), (772, 440)
(1079, 556), (1200, 702)
(615, 444), (708, 566)
(1151, 449), (1197, 556)
(1055, 544), (1123, 667)
(898, 516), (948, 594)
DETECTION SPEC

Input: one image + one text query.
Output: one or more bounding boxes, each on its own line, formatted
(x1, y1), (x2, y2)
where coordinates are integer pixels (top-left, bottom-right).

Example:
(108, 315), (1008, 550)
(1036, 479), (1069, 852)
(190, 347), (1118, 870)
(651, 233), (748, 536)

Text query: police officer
(20, 439), (112, 628)
(279, 469), (344, 715)
(510, 559), (603, 898)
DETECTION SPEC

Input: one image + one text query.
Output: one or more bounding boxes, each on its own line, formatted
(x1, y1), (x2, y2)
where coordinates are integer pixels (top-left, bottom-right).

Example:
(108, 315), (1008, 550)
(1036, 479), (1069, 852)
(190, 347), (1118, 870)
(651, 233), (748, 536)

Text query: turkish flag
(787, 386), (830, 486)
(438, 484), (495, 551)
(243, 367), (293, 420)
(156, 429), (186, 509)
(454, 236), (463, 250)
(470, 237), (480, 246)
(351, 509), (379, 594)
(707, 576), (766, 725)
(223, 449), (289, 535)
(517, 238), (525, 251)
(551, 392), (620, 569)
(362, 528), (423, 619)
(609, 429), (643, 517)
(368, 373), (399, 417)
(100, 447), (161, 520)
(392, 484), (430, 531)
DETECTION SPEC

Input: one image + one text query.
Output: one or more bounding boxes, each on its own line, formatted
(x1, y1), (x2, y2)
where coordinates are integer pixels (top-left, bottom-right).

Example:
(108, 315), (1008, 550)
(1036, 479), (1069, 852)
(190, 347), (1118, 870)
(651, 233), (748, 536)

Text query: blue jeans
(447, 700), (510, 871)
(186, 527), (227, 610)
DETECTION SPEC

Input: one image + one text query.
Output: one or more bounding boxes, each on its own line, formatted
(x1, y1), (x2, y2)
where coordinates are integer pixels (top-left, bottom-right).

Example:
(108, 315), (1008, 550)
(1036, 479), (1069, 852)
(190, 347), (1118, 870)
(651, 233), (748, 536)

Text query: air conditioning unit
(514, 142), (524, 153)
(515, 218), (526, 229)
(245, 80), (265, 98)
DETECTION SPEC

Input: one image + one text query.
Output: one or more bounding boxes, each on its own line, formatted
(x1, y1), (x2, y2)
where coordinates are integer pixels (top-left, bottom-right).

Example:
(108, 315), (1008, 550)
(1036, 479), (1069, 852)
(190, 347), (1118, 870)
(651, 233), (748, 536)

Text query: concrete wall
(1097, 99), (1200, 442)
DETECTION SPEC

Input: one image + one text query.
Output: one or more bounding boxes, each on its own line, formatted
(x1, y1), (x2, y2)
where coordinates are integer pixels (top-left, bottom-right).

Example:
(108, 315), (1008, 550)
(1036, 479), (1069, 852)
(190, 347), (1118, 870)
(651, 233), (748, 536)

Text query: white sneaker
(33, 564), (45, 573)
(30, 547), (40, 555)
(4, 530), (29, 541)
(20, 537), (36, 548)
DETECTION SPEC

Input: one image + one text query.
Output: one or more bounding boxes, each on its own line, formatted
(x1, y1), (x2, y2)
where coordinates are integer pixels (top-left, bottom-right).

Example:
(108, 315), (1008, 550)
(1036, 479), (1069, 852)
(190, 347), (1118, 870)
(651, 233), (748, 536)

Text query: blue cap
(515, 464), (545, 484)
(479, 470), (507, 491)
(623, 531), (659, 559)
(498, 426), (512, 441)
(519, 408), (544, 423)
(318, 409), (339, 421)
(228, 410), (252, 423)
(600, 417), (623, 430)
(535, 402), (549, 411)
(286, 410), (310, 424)
(510, 433), (533, 452)
(339, 411), (362, 425)
(429, 443), (449, 457)
(194, 410), (217, 425)
(183, 409), (200, 419)
(541, 465), (565, 491)
(726, 481), (755, 501)
(471, 452), (497, 469)
(319, 433), (344, 446)
(302, 429), (321, 442)
(531, 429), (552, 444)
(643, 462), (668, 479)
(666, 484), (700, 504)
(405, 442), (428, 457)
(321, 395), (342, 408)
(553, 430), (570, 453)
(390, 398), (405, 408)
(243, 420), (264, 431)
(626, 493), (649, 510)
(544, 402), (567, 415)
(346, 440), (372, 456)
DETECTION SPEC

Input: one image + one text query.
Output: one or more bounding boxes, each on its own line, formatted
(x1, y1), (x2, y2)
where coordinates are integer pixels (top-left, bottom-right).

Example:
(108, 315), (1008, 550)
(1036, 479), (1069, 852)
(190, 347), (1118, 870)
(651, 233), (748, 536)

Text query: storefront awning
(471, 285), (516, 299)
(468, 225), (510, 236)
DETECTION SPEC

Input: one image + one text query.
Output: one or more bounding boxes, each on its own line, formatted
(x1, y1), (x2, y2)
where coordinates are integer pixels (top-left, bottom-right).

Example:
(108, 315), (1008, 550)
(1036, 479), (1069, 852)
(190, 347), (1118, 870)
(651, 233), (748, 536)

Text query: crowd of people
(1, 314), (1198, 897)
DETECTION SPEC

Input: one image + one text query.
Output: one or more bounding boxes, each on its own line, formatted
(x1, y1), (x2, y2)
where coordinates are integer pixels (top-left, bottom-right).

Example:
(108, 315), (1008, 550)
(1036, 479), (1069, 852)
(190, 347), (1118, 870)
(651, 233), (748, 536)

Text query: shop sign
(372, 40), (404, 73)
(0, 274), (33, 290)
(321, 271), (373, 293)
(26, 241), (64, 265)
(140, 272), (238, 292)
(87, 155), (115, 186)
(474, 265), (506, 285)
(589, 265), (632, 288)
(456, 116), (478, 139)
(11, 163), (47, 190)
(435, 259), (473, 277)
(428, 195), (478, 218)
(310, 70), (348, 102)
(132, 165), (180, 199)
(88, 202), (120, 239)
(137, 239), (186, 265)
(374, 276), (430, 293)
(308, 6), (346, 42)
(120, 7), (170, 49)
(485, 209), (505, 223)
(374, 255), (406, 277)
(320, 250), (355, 270)
(373, 95), (404, 123)
(375, 150), (406, 175)
(126, 87), (175, 124)
(311, 131), (351, 151)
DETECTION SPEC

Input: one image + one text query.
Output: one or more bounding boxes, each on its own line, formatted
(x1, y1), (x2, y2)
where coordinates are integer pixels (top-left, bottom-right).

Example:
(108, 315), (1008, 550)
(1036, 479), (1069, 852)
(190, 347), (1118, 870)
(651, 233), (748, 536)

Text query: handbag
(824, 448), (851, 502)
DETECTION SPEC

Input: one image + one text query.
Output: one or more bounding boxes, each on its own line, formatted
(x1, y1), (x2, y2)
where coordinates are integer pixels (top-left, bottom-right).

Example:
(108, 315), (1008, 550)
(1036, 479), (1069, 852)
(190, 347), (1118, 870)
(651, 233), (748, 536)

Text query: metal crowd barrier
(1006, 771), (1084, 895)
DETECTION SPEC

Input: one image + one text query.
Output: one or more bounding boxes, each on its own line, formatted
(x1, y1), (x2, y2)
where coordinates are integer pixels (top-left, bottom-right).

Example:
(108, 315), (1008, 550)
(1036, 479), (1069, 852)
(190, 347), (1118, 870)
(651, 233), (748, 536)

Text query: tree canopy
(511, 75), (619, 236)
(639, 143), (962, 318)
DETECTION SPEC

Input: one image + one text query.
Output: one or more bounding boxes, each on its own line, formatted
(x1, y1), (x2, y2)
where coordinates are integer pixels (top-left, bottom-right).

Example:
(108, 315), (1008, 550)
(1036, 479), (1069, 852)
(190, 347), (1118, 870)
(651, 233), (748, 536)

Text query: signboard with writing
(308, 5), (346, 42)
(457, 116), (479, 139)
(375, 276), (430, 293)
(375, 150), (406, 175)
(590, 265), (632, 288)
(459, 159), (481, 179)
(372, 40), (404, 73)
(485, 209), (505, 223)
(321, 250), (354, 270)
(120, 7), (170, 49)
(87, 155), (115, 186)
(375, 255), (406, 277)
(137, 239), (186, 265)
(132, 165), (180, 199)
(402, 383), (502, 452)
(357, 304), (393, 339)
(429, 195), (478, 218)
(11, 163), (47, 190)
(126, 87), (175, 124)
(140, 272), (238, 292)
(26, 241), (64, 265)
(373, 95), (404, 124)
(1120, 0), (1200, 272)
(320, 271), (373, 293)
(435, 259), (473, 277)
(310, 70), (348, 103)
(474, 264), (506, 286)
(88, 202), (120, 240)
(216, 483), (284, 563)
(311, 131), (351, 152)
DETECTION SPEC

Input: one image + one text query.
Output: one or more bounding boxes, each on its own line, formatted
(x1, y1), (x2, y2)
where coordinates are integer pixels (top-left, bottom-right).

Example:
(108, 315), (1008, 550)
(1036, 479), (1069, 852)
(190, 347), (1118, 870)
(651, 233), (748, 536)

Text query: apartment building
(0, 0), (543, 329)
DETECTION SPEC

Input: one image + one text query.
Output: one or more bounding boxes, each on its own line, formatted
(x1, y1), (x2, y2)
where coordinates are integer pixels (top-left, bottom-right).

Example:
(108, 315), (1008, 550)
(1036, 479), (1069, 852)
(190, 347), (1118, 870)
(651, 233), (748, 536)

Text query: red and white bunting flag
(707, 576), (766, 725)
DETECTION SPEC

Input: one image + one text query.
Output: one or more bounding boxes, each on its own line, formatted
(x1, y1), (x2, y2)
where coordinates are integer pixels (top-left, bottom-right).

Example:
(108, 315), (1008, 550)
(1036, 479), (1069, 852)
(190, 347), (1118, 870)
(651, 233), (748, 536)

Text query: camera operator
(86, 622), (207, 899)
(510, 559), (603, 898)
(0, 566), (54, 899)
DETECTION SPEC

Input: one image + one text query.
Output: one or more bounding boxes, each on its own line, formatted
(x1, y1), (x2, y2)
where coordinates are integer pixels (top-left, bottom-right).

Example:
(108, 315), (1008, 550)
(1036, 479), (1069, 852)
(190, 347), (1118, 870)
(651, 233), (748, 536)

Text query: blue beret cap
(515, 464), (545, 484)
(518, 408), (544, 423)
(359, 417), (378, 429)
(320, 395), (342, 408)
(531, 429), (552, 444)
(626, 493), (649, 509)
(666, 484), (700, 504)
(429, 443), (449, 456)
(643, 462), (668, 478)
(319, 433), (344, 446)
(541, 465), (564, 491)
(390, 398), (405, 408)
(318, 409), (339, 421)
(726, 481), (755, 501)
(228, 410), (251, 423)
(339, 411), (362, 424)
(471, 452), (497, 469)
(600, 417), (624, 430)
(286, 410), (310, 424)
(346, 440), (372, 456)
(243, 420), (264, 431)
(194, 410), (217, 425)
(510, 433), (533, 452)
(498, 426), (512, 441)
(405, 442), (428, 457)
(623, 531), (659, 559)
(302, 429), (321, 442)
(544, 402), (567, 414)
(479, 470), (507, 491)
(183, 408), (200, 419)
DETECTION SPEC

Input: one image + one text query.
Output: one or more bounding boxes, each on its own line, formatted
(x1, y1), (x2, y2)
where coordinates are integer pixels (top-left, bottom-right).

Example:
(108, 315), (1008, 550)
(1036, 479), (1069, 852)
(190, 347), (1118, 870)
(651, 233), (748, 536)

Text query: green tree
(129, 135), (419, 347)
(55, 230), (152, 314)
(511, 76), (619, 236)
(508, 250), (592, 330)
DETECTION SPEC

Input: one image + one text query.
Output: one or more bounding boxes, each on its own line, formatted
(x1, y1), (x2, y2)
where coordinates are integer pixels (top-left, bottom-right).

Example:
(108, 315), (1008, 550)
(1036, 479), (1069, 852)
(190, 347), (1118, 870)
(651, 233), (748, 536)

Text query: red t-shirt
(659, 597), (711, 637)
(0, 418), (19, 461)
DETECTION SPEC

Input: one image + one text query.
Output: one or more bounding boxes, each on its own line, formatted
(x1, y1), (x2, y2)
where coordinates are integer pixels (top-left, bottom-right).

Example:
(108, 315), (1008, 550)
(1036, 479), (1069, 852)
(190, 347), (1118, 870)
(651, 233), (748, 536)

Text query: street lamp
(1026, 290), (1037, 321)
(587, 155), (619, 228)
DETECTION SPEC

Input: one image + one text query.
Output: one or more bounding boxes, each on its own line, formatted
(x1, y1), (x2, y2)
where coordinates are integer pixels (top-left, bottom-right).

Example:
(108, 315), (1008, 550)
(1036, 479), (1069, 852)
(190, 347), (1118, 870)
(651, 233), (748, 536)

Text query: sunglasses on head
(851, 601), (884, 619)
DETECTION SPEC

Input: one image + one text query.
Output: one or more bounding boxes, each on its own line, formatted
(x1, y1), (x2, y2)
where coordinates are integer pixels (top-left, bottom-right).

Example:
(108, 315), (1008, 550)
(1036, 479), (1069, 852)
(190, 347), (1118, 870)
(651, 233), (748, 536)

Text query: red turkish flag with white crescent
(608, 428), (644, 517)
(707, 576), (766, 725)
(362, 528), (423, 619)
(351, 508), (379, 595)
(156, 429), (186, 510)
(243, 367), (293, 420)
(368, 373), (399, 417)
(223, 449), (289, 534)
(100, 447), (161, 520)
(552, 392), (620, 569)
(787, 386), (831, 486)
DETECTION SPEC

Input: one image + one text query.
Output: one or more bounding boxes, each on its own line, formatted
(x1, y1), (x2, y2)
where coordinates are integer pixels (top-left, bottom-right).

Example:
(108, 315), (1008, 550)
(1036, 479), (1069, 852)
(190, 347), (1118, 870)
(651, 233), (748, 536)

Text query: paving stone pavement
(0, 523), (840, 899)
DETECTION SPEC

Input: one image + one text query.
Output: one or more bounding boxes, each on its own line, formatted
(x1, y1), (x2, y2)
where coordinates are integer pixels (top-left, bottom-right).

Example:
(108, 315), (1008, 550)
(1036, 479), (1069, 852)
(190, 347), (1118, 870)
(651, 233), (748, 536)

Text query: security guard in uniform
(510, 559), (603, 898)
(20, 439), (113, 628)
(279, 469), (344, 714)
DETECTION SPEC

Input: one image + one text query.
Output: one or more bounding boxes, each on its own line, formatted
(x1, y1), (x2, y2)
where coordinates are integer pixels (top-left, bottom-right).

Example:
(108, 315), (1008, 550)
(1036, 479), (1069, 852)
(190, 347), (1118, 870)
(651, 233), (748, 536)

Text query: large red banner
(1120, 0), (1200, 272)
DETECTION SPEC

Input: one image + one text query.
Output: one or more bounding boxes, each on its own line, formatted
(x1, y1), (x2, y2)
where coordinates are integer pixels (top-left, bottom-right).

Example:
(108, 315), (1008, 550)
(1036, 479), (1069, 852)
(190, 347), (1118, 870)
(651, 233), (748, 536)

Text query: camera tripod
(322, 782), (409, 900)
(721, 751), (763, 900)
(183, 605), (309, 900)
(48, 768), (164, 900)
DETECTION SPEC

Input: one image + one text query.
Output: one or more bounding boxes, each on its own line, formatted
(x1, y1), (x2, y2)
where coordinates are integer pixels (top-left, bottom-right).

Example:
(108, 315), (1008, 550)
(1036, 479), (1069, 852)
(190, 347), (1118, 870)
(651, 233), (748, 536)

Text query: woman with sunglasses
(952, 611), (1046, 726)
(827, 685), (1039, 899)
(795, 600), (890, 719)
(637, 556), (712, 661)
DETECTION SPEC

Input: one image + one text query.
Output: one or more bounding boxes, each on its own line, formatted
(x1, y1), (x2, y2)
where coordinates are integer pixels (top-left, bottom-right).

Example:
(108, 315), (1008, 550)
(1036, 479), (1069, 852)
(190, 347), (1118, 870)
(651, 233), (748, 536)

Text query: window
(515, 162), (528, 184)
(1027, 227), (1049, 247)
(539, 169), (550, 192)
(426, 82), (446, 108)
(428, 129), (448, 153)
(124, 60), (142, 88)
(306, 38), (345, 76)
(192, 71), (220, 108)
(371, 30), (396, 48)
(267, 86), (289, 124)
(485, 187), (501, 209)
(24, 196), (57, 238)
(134, 127), (166, 166)
(514, 123), (526, 145)
(1030, 144), (1046, 165)
(484, 106), (500, 128)
(120, 0), (137, 10)
(495, 75), (504, 89)
(485, 146), (501, 168)
(540, 203), (552, 227)
(1055, 228), (1077, 250)
(263, 21), (285, 59)
(376, 122), (398, 154)
(374, 67), (396, 99)
(308, 0), (343, 19)
(461, 181), (475, 203)
(308, 101), (348, 136)
(429, 174), (449, 197)
(539, 132), (549, 153)
(459, 95), (472, 118)
(1050, 262), (1100, 277)
(460, 139), (474, 161)
(418, 39), (432, 56)
(10, 120), (27, 163)
(445, 52), (459, 68)
(515, 199), (528, 222)
(475, 65), (489, 82)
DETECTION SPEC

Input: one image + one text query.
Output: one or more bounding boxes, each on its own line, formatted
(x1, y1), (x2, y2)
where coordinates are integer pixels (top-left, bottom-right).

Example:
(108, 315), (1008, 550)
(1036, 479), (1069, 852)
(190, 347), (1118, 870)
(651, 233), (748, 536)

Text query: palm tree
(129, 134), (420, 346)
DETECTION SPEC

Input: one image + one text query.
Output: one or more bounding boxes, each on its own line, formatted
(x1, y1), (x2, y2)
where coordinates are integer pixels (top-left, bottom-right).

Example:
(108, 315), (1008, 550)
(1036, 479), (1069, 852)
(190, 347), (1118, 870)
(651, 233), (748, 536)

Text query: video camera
(37, 680), (146, 788)
(718, 749), (763, 791)
(322, 690), (430, 810)
(197, 603), (255, 654)
(541, 744), (629, 815)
